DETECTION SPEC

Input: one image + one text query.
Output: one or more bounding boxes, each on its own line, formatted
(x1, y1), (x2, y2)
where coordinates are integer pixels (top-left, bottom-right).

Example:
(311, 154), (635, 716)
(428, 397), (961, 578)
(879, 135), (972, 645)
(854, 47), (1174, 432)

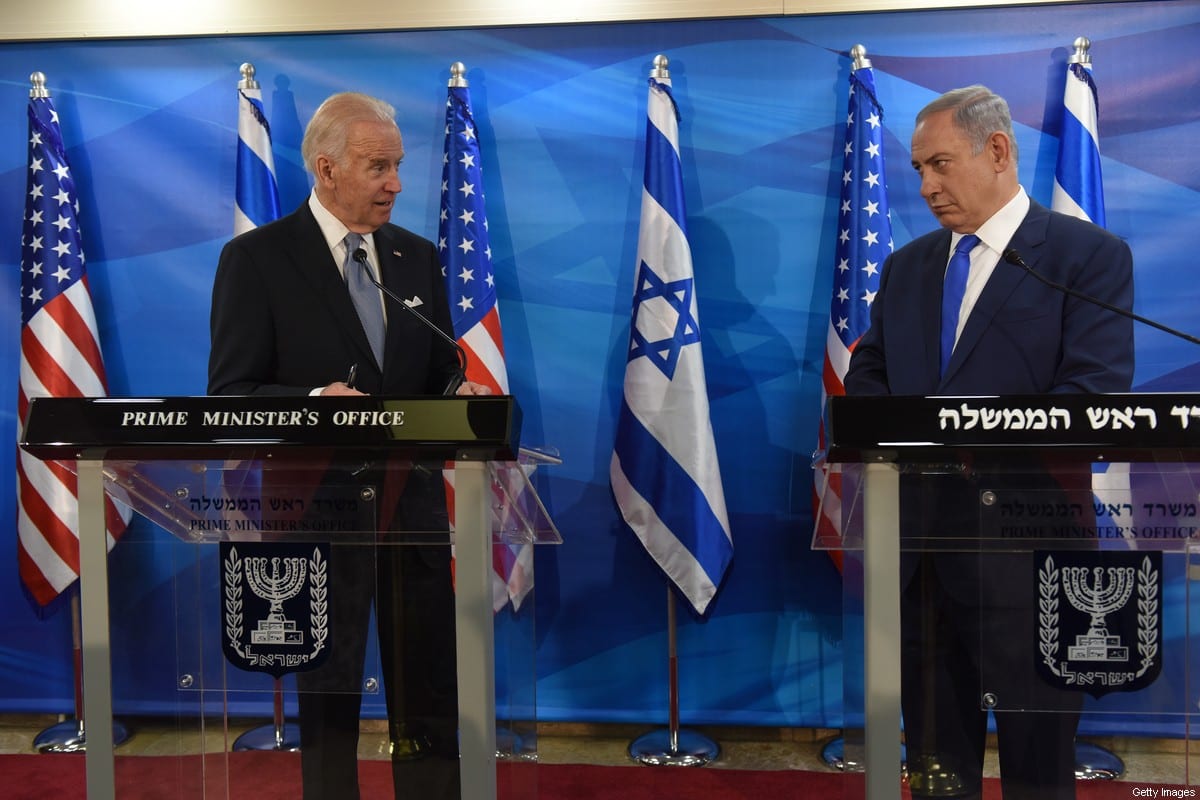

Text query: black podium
(816, 393), (1200, 799)
(20, 395), (559, 800)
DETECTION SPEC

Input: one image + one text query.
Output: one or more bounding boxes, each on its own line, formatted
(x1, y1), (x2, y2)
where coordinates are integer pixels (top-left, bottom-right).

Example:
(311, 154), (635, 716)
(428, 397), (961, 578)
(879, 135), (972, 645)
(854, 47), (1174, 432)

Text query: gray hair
(916, 85), (1018, 164)
(301, 92), (398, 173)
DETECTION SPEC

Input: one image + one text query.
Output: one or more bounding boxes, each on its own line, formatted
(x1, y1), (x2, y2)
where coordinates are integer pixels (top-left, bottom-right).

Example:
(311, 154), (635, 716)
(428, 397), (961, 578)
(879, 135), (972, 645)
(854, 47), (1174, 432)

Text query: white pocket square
(404, 296), (423, 308)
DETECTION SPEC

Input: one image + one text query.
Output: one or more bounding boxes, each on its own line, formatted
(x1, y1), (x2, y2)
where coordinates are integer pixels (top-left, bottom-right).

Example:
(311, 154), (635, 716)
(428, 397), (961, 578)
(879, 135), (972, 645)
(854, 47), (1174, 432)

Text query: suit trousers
(901, 553), (1081, 800)
(296, 533), (459, 800)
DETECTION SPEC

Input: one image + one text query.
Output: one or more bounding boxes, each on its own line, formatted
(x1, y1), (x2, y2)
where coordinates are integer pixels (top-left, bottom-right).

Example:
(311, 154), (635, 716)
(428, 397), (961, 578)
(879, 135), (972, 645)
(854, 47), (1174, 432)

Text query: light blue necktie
(343, 232), (385, 367)
(939, 233), (979, 378)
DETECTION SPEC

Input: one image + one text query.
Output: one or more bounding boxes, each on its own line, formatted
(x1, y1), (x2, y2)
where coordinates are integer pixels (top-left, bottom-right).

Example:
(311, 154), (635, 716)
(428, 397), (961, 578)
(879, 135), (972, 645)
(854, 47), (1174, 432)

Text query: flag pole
(1053, 34), (1125, 783)
(23, 70), (128, 755)
(628, 584), (719, 766)
(228, 61), (299, 754)
(32, 589), (131, 752)
(616, 52), (729, 768)
(816, 43), (906, 776)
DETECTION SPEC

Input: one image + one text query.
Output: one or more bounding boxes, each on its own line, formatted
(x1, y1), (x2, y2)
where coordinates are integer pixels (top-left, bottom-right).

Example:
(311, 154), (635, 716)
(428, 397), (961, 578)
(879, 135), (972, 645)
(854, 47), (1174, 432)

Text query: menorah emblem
(247, 556), (307, 646)
(1063, 565), (1134, 662)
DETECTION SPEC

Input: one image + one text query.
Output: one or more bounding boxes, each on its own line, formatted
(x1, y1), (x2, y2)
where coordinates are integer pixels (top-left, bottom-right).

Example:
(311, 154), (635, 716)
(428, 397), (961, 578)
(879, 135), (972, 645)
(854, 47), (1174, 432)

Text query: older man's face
(321, 119), (404, 234)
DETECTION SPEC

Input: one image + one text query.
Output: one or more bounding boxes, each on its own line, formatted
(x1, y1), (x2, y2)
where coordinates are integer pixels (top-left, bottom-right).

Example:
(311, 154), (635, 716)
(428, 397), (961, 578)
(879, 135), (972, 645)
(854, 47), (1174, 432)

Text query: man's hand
(321, 382), (367, 396)
(455, 381), (493, 396)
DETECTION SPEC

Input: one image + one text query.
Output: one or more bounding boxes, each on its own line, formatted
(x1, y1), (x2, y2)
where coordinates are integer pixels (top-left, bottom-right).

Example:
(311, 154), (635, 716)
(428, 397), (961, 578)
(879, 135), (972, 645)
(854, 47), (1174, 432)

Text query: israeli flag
(1052, 54), (1105, 226)
(234, 64), (281, 235)
(1051, 44), (1128, 533)
(610, 73), (732, 616)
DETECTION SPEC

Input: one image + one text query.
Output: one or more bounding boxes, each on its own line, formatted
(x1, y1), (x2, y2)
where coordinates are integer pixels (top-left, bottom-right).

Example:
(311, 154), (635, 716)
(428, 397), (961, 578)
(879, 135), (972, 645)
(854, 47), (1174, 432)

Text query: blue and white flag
(1051, 42), (1127, 531)
(227, 65), (280, 529)
(234, 65), (281, 236)
(610, 72), (732, 616)
(1052, 49), (1105, 226)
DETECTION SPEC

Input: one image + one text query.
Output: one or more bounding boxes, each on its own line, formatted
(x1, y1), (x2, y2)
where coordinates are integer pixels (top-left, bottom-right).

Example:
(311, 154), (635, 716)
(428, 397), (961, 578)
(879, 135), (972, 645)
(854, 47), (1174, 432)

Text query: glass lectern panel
(814, 457), (1200, 795)
(96, 453), (554, 799)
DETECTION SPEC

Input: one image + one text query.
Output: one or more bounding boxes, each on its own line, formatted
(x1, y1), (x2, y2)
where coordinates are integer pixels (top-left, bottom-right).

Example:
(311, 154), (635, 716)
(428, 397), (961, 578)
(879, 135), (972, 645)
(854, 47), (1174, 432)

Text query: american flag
(436, 69), (530, 612)
(814, 53), (893, 553)
(17, 75), (127, 606)
(610, 63), (732, 616)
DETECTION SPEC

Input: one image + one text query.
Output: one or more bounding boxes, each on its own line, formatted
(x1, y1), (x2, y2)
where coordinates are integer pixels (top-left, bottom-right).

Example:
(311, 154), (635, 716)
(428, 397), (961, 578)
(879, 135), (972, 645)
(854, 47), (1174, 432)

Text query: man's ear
(314, 153), (336, 187)
(988, 131), (1012, 172)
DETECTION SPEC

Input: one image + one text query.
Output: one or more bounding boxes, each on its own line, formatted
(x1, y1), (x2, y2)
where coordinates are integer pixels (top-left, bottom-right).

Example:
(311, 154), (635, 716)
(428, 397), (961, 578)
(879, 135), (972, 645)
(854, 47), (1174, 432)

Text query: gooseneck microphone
(352, 248), (468, 395)
(1001, 248), (1200, 347)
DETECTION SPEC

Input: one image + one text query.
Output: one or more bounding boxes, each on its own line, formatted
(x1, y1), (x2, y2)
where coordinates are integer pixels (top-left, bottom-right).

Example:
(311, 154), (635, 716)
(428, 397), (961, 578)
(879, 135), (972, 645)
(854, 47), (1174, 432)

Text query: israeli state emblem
(220, 541), (330, 677)
(1036, 550), (1162, 698)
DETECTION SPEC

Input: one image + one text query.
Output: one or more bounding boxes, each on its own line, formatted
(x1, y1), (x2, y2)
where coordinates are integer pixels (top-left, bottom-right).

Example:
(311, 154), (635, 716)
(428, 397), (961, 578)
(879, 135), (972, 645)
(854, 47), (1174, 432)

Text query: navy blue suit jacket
(845, 200), (1133, 397)
(844, 200), (1134, 604)
(208, 201), (460, 397)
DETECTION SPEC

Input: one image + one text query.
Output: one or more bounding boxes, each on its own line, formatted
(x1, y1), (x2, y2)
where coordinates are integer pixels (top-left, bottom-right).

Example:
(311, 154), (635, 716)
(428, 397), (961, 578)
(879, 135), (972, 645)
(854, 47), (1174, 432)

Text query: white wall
(0, 0), (1091, 41)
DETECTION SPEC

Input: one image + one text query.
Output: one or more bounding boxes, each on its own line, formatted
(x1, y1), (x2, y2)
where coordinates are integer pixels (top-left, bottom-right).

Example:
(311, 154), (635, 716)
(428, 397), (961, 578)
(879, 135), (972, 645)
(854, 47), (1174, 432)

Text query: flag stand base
(628, 728), (719, 767)
(232, 679), (300, 752)
(1074, 740), (1124, 780)
(232, 722), (300, 752)
(819, 734), (906, 772)
(34, 718), (130, 753)
(496, 726), (537, 762)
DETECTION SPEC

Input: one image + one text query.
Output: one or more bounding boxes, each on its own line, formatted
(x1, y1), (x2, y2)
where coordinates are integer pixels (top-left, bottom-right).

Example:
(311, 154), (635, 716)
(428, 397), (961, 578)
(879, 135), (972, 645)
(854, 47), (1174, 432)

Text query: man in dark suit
(209, 91), (489, 799)
(845, 86), (1133, 799)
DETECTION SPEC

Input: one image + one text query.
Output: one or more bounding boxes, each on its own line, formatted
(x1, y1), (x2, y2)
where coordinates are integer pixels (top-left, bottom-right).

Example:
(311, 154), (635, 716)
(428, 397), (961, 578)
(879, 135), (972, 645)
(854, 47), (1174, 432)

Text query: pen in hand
(345, 363), (358, 389)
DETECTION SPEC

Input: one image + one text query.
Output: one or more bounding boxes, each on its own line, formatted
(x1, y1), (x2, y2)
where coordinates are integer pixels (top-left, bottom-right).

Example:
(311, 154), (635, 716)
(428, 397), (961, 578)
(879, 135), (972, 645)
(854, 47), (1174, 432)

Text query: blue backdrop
(2, 0), (1199, 734)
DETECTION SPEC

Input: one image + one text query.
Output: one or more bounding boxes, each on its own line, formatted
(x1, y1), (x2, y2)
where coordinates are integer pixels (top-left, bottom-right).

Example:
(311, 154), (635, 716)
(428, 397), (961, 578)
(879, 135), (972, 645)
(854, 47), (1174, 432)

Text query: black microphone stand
(1003, 248), (1200, 346)
(352, 248), (468, 394)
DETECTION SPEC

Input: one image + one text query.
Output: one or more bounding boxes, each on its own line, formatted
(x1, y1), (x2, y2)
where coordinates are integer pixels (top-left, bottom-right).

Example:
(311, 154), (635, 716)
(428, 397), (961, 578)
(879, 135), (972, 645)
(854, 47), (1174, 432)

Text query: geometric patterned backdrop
(1, 0), (1198, 732)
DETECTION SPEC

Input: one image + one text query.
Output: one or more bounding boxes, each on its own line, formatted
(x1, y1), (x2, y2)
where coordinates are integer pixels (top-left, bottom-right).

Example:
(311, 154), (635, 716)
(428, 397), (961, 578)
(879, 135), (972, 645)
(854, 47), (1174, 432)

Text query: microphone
(1002, 248), (1200, 347)
(352, 248), (467, 395)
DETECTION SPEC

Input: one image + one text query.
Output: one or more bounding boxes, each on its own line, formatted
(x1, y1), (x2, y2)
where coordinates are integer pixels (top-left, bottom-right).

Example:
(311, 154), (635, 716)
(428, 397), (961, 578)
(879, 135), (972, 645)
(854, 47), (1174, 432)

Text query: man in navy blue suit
(845, 86), (1133, 799)
(209, 92), (489, 800)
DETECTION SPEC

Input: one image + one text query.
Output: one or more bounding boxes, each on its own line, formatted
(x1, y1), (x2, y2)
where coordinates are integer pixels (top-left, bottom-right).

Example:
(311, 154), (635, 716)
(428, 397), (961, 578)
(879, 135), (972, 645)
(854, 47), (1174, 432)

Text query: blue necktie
(939, 233), (979, 378)
(344, 232), (385, 368)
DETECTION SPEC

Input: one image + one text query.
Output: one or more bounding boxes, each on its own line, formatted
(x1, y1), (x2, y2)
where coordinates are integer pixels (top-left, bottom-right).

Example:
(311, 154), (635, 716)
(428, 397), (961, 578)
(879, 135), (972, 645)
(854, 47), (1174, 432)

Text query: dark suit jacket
(844, 200), (1135, 603)
(208, 201), (460, 397)
(845, 200), (1133, 397)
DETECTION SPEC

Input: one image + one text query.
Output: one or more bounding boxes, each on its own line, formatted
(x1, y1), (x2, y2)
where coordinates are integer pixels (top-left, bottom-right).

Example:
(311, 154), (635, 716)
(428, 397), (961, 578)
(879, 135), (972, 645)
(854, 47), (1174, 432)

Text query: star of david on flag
(611, 71), (732, 616)
(627, 261), (701, 379)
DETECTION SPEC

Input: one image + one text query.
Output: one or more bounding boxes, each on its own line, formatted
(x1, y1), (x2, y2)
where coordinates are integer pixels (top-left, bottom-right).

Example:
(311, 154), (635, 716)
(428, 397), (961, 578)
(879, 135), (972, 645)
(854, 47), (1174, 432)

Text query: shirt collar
(955, 186), (1029, 255)
(308, 190), (379, 264)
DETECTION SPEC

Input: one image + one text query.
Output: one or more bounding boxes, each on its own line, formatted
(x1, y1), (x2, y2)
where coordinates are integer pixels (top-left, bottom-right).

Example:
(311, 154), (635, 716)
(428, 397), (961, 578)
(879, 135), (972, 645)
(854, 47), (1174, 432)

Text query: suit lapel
(372, 227), (426, 376)
(284, 205), (379, 369)
(921, 232), (952, 388)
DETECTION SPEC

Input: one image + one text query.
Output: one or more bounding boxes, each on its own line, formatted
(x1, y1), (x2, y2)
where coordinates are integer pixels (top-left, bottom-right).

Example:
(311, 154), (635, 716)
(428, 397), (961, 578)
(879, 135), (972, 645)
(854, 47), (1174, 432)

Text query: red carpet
(0, 752), (1187, 799)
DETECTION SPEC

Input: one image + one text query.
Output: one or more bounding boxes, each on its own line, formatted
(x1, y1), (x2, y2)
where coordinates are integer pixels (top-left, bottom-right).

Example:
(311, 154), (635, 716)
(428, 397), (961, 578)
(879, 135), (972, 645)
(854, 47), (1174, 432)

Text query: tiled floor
(1, 714), (1194, 784)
